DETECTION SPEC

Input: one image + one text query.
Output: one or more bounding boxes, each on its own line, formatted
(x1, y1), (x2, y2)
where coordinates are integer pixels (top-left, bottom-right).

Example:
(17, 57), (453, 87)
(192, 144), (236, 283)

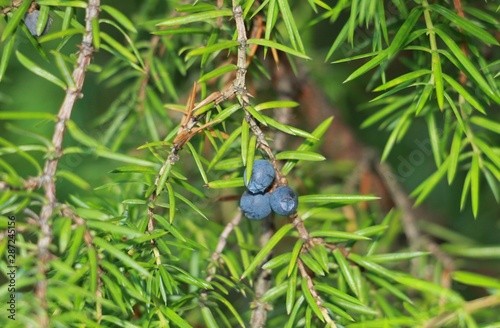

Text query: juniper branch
(147, 4), (249, 231)
(35, 1), (100, 324)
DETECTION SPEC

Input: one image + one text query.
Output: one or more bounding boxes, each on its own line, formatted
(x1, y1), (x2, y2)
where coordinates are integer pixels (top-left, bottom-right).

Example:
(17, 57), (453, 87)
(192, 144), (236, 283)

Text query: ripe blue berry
(270, 186), (298, 216)
(240, 190), (272, 220)
(244, 159), (275, 193)
(24, 10), (52, 37)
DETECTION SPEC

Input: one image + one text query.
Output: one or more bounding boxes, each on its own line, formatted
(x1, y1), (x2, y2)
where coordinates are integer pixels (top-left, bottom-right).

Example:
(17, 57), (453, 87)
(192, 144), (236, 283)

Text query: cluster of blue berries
(240, 159), (298, 220)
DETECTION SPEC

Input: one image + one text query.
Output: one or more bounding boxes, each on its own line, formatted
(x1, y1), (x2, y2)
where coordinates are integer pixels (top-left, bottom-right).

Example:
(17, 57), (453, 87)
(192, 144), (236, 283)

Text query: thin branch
(0, 176), (42, 191)
(147, 6), (255, 309)
(452, 0), (468, 85)
(200, 3), (248, 302)
(424, 295), (500, 328)
(374, 159), (455, 279)
(297, 258), (337, 326)
(200, 212), (242, 308)
(35, 0), (100, 324)
(0, 0), (22, 15)
(230, 6), (333, 326)
(291, 213), (310, 240)
(228, 9), (279, 326)
(137, 35), (162, 114)
(204, 210), (243, 286)
(270, 55), (298, 153)
(452, 0), (465, 18)
(216, 0), (224, 27)
(147, 4), (249, 230)
(227, 6), (324, 325)
(250, 219), (274, 328)
(249, 53), (300, 327)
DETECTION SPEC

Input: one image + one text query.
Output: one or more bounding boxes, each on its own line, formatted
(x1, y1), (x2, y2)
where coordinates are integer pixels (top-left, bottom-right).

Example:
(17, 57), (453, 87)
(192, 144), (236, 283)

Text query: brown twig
(424, 295), (500, 328)
(137, 35), (162, 114)
(197, 0), (249, 292)
(230, 8), (333, 325)
(292, 213), (311, 240)
(452, 0), (465, 21)
(297, 258), (337, 327)
(270, 55), (298, 153)
(204, 210), (243, 289)
(147, 4), (250, 230)
(249, 52), (301, 327)
(374, 158), (455, 282)
(35, 1), (100, 325)
(0, 0), (22, 15)
(452, 0), (468, 85)
(249, 219), (274, 328)
(0, 176), (42, 191)
(216, 0), (224, 27)
(195, 5), (259, 313)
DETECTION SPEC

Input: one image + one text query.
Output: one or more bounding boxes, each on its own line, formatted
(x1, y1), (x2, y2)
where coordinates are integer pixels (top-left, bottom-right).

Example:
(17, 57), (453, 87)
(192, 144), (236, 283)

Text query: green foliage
(327, 0), (500, 217)
(0, 0), (499, 327)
